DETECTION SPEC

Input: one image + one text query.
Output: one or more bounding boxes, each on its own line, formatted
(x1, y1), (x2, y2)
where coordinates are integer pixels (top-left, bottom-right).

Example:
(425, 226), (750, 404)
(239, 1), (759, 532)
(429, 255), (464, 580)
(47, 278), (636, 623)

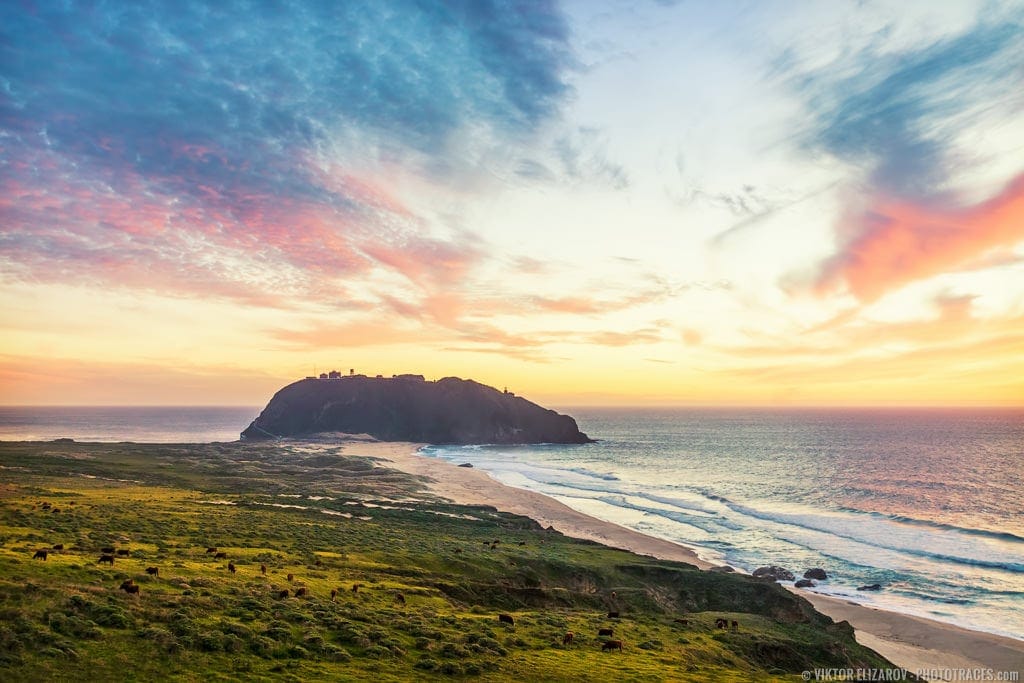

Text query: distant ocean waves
(422, 408), (1024, 640)
(0, 406), (260, 443)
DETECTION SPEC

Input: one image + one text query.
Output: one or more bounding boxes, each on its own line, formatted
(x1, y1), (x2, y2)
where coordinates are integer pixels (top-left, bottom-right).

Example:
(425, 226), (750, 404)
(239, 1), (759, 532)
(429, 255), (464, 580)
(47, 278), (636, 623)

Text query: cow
(116, 549), (130, 557)
(294, 587), (307, 597)
(330, 589), (338, 601)
(562, 632), (574, 646)
(227, 562), (236, 574)
(602, 640), (623, 652)
(498, 614), (514, 626)
(51, 508), (60, 513)
(98, 554), (115, 565)
(206, 547), (217, 554)
(145, 566), (159, 576)
(351, 583), (362, 593)
(731, 620), (739, 630)
(598, 628), (614, 637)
(673, 618), (690, 626)
(41, 502), (51, 510)
(278, 589), (289, 598)
(214, 552), (227, 559)
(101, 546), (115, 554)
(120, 579), (134, 589)
(395, 593), (405, 605)
(715, 618), (728, 629)
(52, 544), (64, 551)
(607, 611), (620, 619)
(33, 549), (48, 560)
(287, 573), (294, 582)
(260, 564), (267, 575)
(122, 583), (139, 594)
(314, 559), (322, 566)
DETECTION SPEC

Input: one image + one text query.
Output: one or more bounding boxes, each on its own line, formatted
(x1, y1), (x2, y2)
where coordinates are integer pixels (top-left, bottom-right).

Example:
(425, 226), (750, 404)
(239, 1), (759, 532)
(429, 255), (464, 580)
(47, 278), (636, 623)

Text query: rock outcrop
(241, 375), (593, 445)
(752, 566), (795, 582)
(804, 568), (828, 581)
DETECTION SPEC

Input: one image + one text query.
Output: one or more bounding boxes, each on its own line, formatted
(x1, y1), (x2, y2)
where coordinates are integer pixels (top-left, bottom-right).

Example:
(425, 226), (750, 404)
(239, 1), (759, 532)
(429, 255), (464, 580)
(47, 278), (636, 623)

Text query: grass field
(0, 440), (899, 681)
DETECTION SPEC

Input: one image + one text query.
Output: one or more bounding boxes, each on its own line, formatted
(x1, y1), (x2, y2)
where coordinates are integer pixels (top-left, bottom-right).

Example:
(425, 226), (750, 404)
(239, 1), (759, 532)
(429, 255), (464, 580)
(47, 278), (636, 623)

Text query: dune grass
(0, 441), (898, 681)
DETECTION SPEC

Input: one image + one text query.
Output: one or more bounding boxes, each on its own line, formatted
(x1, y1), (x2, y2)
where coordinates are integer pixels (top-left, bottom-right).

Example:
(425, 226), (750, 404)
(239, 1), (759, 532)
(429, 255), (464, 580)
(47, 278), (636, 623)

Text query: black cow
(602, 640), (623, 651)
(260, 564), (267, 575)
(715, 618), (728, 629)
(52, 544), (64, 551)
(294, 587), (307, 597)
(101, 546), (115, 554)
(145, 566), (159, 576)
(116, 549), (130, 557)
(278, 589), (289, 598)
(121, 583), (139, 595)
(98, 554), (115, 565)
(227, 562), (236, 574)
(395, 593), (405, 605)
(498, 614), (514, 626)
(33, 549), (48, 560)
(607, 611), (620, 619)
(214, 552), (227, 559)
(598, 628), (613, 637)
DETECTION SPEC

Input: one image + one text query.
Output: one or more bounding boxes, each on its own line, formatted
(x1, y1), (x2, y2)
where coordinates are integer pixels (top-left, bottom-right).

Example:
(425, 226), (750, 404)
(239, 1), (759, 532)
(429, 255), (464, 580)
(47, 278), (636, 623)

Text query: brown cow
(498, 614), (514, 626)
(294, 587), (307, 597)
(98, 554), (115, 565)
(214, 552), (227, 559)
(116, 549), (130, 556)
(278, 589), (289, 598)
(598, 628), (613, 637)
(351, 583), (362, 593)
(227, 562), (236, 574)
(395, 593), (405, 605)
(731, 620), (739, 630)
(122, 584), (139, 595)
(52, 544), (64, 551)
(120, 579), (134, 589)
(602, 640), (623, 651)
(287, 573), (294, 582)
(330, 589), (338, 601)
(33, 549), (48, 560)
(260, 564), (267, 575)
(562, 632), (574, 646)
(145, 566), (159, 576)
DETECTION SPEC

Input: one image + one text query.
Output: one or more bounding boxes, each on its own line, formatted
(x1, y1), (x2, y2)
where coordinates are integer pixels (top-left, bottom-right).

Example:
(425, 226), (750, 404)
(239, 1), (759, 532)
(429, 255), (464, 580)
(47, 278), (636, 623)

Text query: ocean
(2, 405), (1021, 640)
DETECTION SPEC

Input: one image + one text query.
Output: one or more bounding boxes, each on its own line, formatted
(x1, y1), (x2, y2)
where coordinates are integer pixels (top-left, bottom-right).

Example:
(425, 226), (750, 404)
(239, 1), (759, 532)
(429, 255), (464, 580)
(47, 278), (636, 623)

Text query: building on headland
(310, 370), (429, 382)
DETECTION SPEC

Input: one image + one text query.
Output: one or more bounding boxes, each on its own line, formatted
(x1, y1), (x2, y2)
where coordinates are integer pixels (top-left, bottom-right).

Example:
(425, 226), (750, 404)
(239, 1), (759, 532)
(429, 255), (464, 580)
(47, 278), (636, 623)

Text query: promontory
(241, 373), (593, 444)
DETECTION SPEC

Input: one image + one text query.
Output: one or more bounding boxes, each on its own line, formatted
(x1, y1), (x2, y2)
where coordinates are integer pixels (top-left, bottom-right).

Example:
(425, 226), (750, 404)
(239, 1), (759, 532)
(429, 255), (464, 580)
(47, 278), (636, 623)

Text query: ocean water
(422, 408), (1024, 641)
(0, 406), (259, 443)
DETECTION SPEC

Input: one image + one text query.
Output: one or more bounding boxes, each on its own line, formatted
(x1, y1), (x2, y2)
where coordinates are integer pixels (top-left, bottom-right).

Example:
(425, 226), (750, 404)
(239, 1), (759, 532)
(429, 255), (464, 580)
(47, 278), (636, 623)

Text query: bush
(439, 661), (463, 675)
(414, 657), (439, 671)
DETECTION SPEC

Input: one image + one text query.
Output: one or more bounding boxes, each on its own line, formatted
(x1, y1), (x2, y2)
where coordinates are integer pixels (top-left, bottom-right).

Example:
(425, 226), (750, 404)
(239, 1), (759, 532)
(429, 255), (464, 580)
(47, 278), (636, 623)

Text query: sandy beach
(351, 441), (1024, 677)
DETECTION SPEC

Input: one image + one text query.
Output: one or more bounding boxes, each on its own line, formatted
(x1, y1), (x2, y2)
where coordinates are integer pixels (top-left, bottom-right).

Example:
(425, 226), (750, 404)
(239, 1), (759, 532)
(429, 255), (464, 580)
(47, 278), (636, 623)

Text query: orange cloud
(816, 171), (1024, 300)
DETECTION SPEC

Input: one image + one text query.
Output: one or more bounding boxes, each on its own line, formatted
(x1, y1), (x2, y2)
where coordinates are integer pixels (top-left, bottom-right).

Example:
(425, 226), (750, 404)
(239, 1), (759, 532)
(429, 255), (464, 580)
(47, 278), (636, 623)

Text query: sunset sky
(2, 1), (1023, 407)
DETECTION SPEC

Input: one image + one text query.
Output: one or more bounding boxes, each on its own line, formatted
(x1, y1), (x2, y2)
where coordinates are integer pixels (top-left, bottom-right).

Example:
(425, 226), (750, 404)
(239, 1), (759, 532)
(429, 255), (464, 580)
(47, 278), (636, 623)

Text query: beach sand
(350, 441), (1024, 676)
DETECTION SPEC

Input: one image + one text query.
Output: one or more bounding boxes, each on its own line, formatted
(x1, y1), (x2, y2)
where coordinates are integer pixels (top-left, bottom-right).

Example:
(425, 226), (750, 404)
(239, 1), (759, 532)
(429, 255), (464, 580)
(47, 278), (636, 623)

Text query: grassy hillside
(0, 441), (898, 681)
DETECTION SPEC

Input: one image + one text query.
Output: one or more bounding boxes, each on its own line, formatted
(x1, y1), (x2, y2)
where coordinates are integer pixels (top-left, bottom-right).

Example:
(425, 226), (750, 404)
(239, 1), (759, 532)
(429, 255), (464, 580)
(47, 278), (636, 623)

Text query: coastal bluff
(241, 374), (593, 444)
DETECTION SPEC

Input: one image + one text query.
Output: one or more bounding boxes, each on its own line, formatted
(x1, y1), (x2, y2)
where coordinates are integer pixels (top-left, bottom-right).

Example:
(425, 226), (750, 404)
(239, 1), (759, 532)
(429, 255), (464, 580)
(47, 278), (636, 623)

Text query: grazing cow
(598, 628), (614, 637)
(214, 552), (227, 559)
(260, 564), (267, 575)
(116, 549), (130, 557)
(52, 508), (60, 513)
(122, 583), (139, 594)
(33, 549), (48, 560)
(498, 614), (514, 626)
(98, 554), (115, 565)
(715, 618), (728, 629)
(395, 593), (405, 605)
(602, 640), (623, 652)
(145, 566), (159, 576)
(287, 573), (294, 582)
(673, 618), (690, 626)
(101, 546), (115, 554)
(206, 547), (217, 554)
(227, 562), (236, 574)
(608, 611), (620, 619)
(330, 589), (337, 601)
(731, 620), (739, 630)
(52, 544), (64, 551)
(294, 587), (307, 597)
(351, 583), (362, 593)
(278, 589), (289, 598)
(562, 632), (574, 646)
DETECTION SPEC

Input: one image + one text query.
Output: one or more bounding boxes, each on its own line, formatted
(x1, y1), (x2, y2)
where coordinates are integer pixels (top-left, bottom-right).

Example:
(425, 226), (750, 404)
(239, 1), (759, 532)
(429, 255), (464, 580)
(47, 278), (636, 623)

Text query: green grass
(0, 441), (900, 681)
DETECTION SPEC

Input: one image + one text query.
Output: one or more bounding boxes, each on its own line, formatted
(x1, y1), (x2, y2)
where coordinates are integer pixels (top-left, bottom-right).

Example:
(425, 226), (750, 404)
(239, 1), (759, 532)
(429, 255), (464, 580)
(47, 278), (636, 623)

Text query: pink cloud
(816, 171), (1024, 300)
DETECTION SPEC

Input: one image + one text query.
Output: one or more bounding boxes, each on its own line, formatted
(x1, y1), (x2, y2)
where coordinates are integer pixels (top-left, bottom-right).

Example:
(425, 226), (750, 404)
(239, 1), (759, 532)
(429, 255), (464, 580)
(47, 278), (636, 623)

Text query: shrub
(414, 657), (439, 671)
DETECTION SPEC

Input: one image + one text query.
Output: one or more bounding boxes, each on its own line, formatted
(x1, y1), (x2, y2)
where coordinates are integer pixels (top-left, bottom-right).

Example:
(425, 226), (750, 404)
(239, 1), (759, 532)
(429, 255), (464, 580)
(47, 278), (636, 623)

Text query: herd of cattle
(30, 535), (742, 654)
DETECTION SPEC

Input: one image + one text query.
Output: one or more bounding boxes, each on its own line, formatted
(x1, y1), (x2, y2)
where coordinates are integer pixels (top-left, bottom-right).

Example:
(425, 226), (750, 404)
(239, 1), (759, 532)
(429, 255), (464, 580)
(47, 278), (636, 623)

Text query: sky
(1, 0), (1023, 407)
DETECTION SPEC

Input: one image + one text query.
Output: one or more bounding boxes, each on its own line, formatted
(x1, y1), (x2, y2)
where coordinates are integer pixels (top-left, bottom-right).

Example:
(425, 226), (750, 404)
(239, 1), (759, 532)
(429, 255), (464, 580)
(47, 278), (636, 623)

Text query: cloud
(815, 171), (1024, 300)
(0, 0), (573, 306)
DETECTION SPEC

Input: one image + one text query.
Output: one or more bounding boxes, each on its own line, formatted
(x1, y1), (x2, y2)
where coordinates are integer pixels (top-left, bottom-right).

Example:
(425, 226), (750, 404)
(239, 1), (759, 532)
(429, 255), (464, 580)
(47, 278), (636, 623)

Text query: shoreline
(351, 441), (1024, 675)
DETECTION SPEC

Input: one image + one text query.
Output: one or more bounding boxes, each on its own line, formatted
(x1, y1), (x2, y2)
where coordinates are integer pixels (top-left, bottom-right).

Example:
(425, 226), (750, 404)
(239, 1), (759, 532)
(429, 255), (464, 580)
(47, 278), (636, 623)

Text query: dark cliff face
(241, 376), (593, 444)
